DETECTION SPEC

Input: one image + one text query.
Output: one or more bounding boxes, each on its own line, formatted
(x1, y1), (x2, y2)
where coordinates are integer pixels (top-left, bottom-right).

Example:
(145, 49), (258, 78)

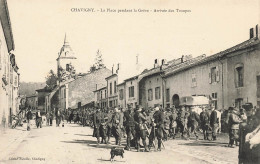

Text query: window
(191, 73), (197, 87)
(235, 66), (244, 87)
(114, 81), (117, 93)
(101, 91), (103, 99)
(211, 92), (218, 109)
(110, 82), (112, 95)
(119, 89), (124, 100)
(211, 67), (217, 83)
(66, 64), (69, 71)
(155, 87), (161, 100)
(148, 89), (153, 101)
(64, 89), (66, 98)
(209, 66), (219, 83)
(166, 89), (170, 102)
(105, 90), (107, 98)
(109, 101), (112, 107)
(129, 86), (134, 98)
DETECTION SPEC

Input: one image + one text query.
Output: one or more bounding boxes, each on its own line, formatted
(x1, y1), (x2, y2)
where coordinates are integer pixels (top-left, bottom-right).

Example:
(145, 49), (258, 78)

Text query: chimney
(154, 59), (159, 68)
(96, 84), (97, 90)
(161, 59), (165, 65)
(250, 28), (254, 39)
(256, 24), (259, 39)
(181, 55), (184, 63)
(112, 66), (114, 74)
(136, 55), (139, 64)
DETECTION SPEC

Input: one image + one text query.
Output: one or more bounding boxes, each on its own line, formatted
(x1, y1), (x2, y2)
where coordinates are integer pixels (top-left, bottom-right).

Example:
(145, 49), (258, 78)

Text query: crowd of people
(25, 107), (65, 130)
(71, 104), (256, 152)
(24, 104), (260, 162)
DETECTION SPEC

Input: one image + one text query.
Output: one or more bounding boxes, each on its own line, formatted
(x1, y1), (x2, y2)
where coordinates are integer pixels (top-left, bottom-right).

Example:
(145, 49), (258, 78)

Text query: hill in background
(19, 82), (46, 96)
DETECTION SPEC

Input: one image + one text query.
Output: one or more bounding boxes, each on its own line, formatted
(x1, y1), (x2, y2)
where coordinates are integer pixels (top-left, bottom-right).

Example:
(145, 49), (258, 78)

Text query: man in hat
(93, 108), (106, 144)
(200, 107), (210, 140)
(105, 109), (113, 144)
(134, 105), (149, 152)
(26, 107), (33, 131)
(124, 104), (136, 150)
(149, 106), (165, 151)
(177, 106), (186, 138)
(36, 109), (42, 128)
(187, 106), (200, 140)
(225, 107), (242, 147)
(111, 108), (123, 146)
(169, 107), (178, 139)
(163, 108), (172, 141)
(210, 106), (219, 140)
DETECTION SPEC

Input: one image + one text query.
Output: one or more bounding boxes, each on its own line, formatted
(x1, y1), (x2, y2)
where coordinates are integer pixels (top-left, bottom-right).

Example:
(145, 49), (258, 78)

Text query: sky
(6, 0), (260, 82)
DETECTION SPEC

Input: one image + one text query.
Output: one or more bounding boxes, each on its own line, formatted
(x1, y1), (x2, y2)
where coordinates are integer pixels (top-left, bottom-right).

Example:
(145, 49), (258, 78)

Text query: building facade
(106, 74), (118, 108)
(93, 86), (107, 109)
(0, 0), (20, 128)
(124, 76), (138, 108)
(117, 82), (125, 108)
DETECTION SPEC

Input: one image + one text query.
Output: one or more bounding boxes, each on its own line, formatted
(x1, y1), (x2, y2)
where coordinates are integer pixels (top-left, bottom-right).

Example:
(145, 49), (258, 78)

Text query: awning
(180, 96), (209, 106)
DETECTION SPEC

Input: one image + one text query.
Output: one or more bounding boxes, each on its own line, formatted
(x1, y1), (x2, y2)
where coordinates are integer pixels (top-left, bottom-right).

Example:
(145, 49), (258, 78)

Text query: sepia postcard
(0, 0), (260, 163)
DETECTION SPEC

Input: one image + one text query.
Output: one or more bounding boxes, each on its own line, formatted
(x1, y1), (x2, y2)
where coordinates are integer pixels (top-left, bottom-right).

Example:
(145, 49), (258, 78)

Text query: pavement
(0, 122), (239, 164)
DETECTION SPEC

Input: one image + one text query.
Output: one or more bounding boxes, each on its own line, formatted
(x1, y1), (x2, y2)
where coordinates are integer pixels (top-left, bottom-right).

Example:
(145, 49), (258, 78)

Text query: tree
(89, 49), (105, 73)
(94, 49), (104, 69)
(45, 70), (58, 90)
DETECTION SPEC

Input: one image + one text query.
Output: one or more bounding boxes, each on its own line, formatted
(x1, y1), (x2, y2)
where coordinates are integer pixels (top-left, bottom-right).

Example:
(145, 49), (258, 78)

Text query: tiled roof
(164, 37), (260, 77)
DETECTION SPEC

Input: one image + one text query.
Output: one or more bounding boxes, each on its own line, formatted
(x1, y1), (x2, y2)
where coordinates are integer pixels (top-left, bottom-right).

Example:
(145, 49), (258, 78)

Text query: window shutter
(209, 71), (212, 84)
(216, 66), (220, 82)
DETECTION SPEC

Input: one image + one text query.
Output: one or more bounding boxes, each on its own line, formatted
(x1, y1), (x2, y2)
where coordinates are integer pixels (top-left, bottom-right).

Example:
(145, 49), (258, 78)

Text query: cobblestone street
(0, 123), (238, 164)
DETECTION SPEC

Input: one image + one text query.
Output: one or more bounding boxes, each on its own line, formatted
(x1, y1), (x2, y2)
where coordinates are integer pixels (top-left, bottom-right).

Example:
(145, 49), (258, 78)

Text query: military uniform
(187, 110), (200, 140)
(169, 110), (177, 139)
(177, 108), (186, 137)
(239, 110), (260, 164)
(200, 110), (210, 140)
(124, 108), (136, 150)
(226, 109), (242, 147)
(111, 111), (123, 145)
(105, 110), (113, 143)
(134, 110), (149, 152)
(163, 110), (172, 140)
(93, 110), (106, 144)
(149, 109), (165, 151)
(210, 109), (219, 140)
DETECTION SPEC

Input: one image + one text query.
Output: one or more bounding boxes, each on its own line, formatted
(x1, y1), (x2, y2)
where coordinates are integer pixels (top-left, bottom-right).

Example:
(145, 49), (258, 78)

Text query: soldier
(187, 107), (200, 140)
(177, 106), (186, 138)
(149, 107), (165, 151)
(93, 108), (106, 144)
(105, 109), (113, 144)
(124, 105), (136, 150)
(134, 105), (149, 152)
(169, 107), (178, 139)
(210, 106), (219, 140)
(163, 108), (172, 141)
(200, 107), (210, 140)
(226, 107), (242, 147)
(111, 108), (123, 146)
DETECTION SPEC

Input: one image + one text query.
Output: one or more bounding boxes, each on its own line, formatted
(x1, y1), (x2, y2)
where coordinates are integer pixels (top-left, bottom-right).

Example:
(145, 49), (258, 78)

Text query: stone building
(64, 67), (111, 109)
(35, 88), (51, 112)
(93, 86), (107, 109)
(163, 26), (260, 109)
(0, 0), (20, 127)
(106, 74), (118, 108)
